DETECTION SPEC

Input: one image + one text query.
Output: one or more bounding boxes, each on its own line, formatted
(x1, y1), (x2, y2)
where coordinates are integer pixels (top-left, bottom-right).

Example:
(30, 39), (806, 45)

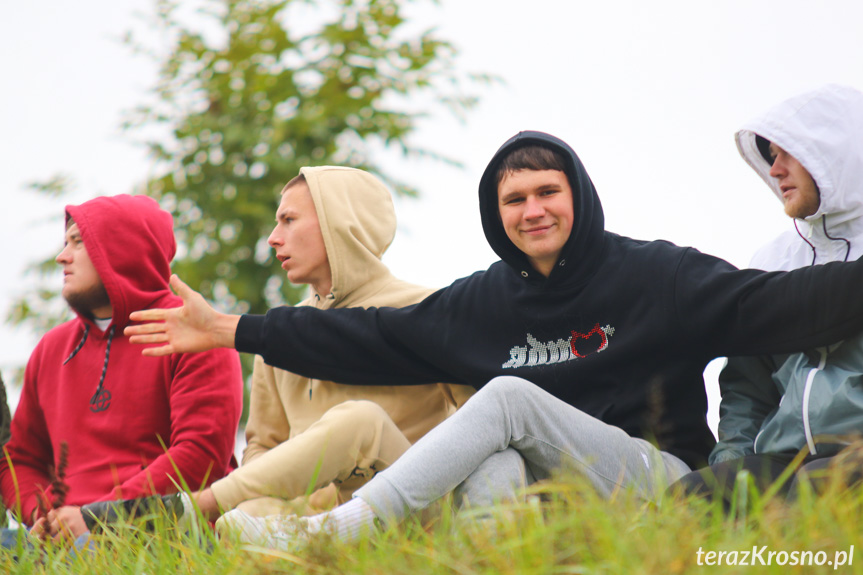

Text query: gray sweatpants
(354, 376), (691, 525)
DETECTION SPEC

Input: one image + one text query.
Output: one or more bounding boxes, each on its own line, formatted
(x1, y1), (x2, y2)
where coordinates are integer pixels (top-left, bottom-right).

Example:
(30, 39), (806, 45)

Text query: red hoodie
(0, 194), (243, 523)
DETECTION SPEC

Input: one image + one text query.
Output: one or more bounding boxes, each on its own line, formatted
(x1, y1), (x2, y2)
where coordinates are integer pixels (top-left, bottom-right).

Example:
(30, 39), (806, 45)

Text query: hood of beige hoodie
(299, 166), (417, 309)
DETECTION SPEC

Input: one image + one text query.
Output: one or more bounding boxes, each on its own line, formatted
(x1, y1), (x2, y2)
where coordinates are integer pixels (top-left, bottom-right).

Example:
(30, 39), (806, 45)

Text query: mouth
(277, 255), (291, 269)
(522, 224), (554, 236)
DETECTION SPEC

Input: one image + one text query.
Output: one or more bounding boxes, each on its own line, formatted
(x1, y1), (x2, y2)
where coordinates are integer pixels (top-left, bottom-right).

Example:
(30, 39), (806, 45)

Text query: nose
(769, 154), (787, 179)
(524, 195), (545, 219)
(56, 244), (71, 265)
(267, 226), (282, 248)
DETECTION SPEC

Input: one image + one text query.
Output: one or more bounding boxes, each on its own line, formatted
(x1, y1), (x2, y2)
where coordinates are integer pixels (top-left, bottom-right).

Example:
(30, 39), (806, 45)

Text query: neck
(92, 306), (113, 320)
(312, 279), (333, 298)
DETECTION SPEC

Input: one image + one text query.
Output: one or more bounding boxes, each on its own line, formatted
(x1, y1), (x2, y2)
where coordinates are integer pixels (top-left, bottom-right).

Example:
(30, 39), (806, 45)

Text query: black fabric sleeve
(674, 248), (863, 357)
(234, 303), (459, 386)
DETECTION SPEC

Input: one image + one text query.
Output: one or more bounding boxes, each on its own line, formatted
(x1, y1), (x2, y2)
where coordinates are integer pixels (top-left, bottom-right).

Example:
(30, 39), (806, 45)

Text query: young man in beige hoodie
(188, 166), (474, 521)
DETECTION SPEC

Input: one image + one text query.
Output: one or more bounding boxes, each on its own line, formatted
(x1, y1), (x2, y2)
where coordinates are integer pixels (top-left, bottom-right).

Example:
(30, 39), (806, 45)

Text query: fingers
(129, 309), (169, 322)
(128, 334), (169, 345)
(170, 274), (190, 295)
(30, 518), (47, 538)
(125, 322), (169, 337)
(142, 345), (176, 357)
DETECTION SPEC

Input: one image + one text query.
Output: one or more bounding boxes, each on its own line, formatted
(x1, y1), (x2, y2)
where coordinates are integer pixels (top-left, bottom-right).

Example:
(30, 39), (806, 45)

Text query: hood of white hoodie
(736, 84), (863, 270)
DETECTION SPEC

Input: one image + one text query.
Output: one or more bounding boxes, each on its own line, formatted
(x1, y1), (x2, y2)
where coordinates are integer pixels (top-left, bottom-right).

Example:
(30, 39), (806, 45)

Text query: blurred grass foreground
(2, 466), (862, 575)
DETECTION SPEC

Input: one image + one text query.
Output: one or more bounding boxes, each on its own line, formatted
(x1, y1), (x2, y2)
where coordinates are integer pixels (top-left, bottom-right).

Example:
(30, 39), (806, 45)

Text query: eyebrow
(275, 208), (298, 222)
(499, 184), (561, 204)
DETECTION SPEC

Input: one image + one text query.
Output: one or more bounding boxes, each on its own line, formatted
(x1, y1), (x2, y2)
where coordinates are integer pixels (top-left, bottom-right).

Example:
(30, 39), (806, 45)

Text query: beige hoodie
(212, 166), (474, 508)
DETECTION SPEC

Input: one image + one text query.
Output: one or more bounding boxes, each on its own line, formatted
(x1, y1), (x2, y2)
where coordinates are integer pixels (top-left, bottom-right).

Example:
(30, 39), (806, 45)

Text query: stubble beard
(64, 283), (111, 319)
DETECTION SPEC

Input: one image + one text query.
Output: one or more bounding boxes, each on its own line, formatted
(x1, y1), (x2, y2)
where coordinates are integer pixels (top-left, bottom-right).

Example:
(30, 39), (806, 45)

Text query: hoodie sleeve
(709, 355), (782, 464)
(673, 248), (863, 357)
(0, 344), (55, 523)
(235, 300), (460, 387)
(103, 347), (243, 498)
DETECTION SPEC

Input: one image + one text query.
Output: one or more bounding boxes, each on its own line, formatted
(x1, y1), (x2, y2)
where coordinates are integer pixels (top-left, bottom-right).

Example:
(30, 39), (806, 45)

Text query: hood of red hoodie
(65, 194), (176, 331)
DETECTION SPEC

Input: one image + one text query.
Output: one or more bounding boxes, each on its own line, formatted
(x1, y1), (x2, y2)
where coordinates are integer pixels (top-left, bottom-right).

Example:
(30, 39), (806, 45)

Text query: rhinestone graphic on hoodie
(501, 323), (615, 369)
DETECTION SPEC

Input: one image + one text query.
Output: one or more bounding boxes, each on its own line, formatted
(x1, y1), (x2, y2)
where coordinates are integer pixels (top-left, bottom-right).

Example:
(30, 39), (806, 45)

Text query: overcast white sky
(3, 1), (863, 433)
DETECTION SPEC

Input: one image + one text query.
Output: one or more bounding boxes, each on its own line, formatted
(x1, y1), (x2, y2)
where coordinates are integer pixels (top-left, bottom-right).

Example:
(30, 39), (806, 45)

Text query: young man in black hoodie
(128, 132), (863, 547)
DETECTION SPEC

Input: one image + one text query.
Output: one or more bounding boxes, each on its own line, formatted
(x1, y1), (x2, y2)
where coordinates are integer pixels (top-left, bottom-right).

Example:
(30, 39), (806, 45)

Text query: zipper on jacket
(801, 347), (828, 455)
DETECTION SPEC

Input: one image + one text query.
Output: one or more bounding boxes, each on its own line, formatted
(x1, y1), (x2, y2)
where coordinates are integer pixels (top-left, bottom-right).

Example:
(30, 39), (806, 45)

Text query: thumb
(170, 274), (193, 299)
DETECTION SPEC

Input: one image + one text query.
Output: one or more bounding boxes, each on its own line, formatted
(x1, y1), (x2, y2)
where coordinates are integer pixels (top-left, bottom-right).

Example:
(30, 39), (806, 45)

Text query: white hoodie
(711, 85), (863, 463)
(736, 84), (863, 271)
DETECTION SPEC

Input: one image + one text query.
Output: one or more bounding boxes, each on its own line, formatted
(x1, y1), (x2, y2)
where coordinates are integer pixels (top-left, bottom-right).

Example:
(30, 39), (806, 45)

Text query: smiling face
(768, 142), (820, 219)
(497, 169), (574, 277)
(267, 178), (332, 295)
(56, 221), (111, 318)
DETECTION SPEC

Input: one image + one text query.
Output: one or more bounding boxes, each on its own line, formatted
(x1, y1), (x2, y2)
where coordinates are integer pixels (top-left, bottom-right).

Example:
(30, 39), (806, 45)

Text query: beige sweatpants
(210, 400), (411, 517)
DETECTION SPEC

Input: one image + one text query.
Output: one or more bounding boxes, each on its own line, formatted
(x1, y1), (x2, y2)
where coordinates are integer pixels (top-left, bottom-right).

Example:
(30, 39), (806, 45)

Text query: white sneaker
(216, 509), (311, 550)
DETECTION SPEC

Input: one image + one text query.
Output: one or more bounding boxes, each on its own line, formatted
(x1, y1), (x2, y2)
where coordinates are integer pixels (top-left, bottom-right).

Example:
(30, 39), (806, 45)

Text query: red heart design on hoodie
(570, 324), (608, 358)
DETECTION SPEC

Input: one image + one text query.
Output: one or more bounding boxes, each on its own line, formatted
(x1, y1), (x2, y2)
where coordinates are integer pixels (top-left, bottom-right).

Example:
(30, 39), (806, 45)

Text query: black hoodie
(236, 131), (863, 467)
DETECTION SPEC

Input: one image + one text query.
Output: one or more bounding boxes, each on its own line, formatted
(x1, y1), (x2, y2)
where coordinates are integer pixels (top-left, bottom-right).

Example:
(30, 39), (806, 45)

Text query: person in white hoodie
(672, 84), (863, 504)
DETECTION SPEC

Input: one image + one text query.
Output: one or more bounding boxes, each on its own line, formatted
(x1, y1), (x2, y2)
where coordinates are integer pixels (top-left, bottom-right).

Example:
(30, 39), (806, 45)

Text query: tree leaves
(126, 0), (481, 314)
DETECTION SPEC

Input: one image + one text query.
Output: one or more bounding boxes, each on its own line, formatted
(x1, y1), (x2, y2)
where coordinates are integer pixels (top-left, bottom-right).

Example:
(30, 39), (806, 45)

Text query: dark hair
(494, 145), (568, 185)
(755, 134), (774, 165)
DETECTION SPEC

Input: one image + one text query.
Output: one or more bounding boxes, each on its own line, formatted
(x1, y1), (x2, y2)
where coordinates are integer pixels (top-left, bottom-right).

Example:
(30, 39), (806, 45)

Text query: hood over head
(736, 84), (863, 226)
(298, 166), (397, 303)
(478, 131), (606, 283)
(65, 194), (176, 329)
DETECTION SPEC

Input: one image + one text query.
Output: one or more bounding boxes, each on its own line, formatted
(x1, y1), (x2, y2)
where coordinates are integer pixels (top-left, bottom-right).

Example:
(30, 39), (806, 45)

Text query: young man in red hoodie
(0, 194), (243, 543)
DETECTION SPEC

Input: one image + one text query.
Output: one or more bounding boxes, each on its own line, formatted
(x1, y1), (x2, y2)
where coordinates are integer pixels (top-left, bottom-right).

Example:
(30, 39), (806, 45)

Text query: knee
(323, 400), (391, 430)
(480, 376), (535, 401)
(666, 468), (714, 499)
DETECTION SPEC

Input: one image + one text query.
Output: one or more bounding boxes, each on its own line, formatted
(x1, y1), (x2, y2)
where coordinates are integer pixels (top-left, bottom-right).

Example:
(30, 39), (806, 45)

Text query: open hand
(125, 275), (239, 355)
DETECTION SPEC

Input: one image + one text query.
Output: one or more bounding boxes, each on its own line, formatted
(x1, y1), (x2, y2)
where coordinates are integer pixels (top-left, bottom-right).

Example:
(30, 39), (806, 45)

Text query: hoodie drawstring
(791, 214), (849, 456)
(821, 215), (851, 262)
(89, 326), (115, 413)
(794, 220), (818, 266)
(794, 215), (852, 266)
(63, 324), (90, 365)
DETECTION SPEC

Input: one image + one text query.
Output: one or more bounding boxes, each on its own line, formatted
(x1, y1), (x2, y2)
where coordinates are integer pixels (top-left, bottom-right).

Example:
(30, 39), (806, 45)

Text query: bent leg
(211, 400), (411, 511)
(788, 448), (863, 500)
(452, 447), (533, 509)
(669, 454), (796, 508)
(356, 376), (689, 525)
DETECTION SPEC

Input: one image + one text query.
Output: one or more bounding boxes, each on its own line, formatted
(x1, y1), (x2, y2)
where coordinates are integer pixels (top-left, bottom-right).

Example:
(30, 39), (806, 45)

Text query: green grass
(2, 474), (862, 574)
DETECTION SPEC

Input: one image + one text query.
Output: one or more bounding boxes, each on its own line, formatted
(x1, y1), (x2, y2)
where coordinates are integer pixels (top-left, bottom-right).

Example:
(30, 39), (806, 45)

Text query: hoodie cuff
(235, 314), (266, 355)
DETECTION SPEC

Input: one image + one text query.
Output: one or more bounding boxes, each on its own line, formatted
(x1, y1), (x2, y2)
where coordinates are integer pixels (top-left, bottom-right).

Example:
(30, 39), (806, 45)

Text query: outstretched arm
(125, 275), (240, 354)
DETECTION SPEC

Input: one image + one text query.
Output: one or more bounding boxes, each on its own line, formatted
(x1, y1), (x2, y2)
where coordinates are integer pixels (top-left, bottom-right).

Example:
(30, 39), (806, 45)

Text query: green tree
(127, 0), (482, 313)
(8, 0), (486, 400)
